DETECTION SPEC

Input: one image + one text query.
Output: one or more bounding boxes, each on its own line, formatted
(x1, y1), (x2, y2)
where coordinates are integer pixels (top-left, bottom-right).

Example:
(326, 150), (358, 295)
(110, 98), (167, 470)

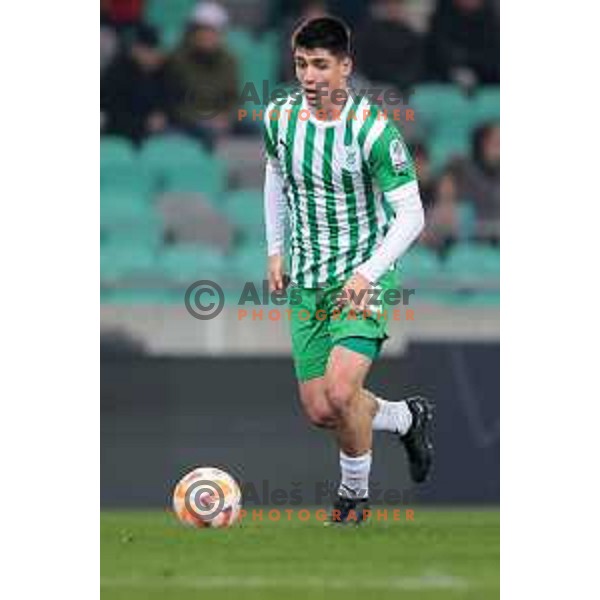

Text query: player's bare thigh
(324, 346), (372, 415)
(298, 346), (372, 427)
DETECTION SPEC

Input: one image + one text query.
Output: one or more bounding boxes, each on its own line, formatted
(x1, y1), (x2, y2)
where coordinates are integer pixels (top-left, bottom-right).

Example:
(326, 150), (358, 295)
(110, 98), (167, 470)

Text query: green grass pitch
(101, 508), (499, 600)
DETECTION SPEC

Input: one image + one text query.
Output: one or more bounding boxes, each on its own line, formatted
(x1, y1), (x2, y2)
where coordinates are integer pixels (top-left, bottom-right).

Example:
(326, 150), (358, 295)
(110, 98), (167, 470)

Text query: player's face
(293, 47), (352, 108)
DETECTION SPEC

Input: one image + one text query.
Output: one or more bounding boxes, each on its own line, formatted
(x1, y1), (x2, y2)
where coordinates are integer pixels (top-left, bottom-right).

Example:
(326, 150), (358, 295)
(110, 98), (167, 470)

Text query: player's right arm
(355, 121), (425, 284)
(263, 112), (287, 292)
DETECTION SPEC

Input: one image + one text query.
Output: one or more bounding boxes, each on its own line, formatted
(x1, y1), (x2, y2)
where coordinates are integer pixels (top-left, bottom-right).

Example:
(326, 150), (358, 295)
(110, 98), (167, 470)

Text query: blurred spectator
(278, 0), (328, 83)
(451, 122), (500, 238)
(426, 0), (499, 88)
(100, 1), (155, 51)
(100, 0), (120, 71)
(159, 2), (239, 150)
(101, 0), (145, 26)
(355, 0), (424, 93)
(327, 0), (368, 26)
(101, 19), (166, 143)
(421, 170), (461, 256)
(410, 142), (435, 210)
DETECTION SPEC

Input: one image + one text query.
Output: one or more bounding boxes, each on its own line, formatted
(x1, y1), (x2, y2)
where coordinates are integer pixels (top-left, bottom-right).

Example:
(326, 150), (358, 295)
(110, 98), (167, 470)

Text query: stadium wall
(101, 342), (499, 507)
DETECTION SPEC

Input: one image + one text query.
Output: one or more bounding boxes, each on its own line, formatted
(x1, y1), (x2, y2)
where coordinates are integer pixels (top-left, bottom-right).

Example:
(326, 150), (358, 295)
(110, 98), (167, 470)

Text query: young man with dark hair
(263, 16), (434, 524)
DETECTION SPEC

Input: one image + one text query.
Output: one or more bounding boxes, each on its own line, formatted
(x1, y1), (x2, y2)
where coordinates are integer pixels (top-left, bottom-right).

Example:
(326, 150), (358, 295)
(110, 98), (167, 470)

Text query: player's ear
(341, 56), (352, 78)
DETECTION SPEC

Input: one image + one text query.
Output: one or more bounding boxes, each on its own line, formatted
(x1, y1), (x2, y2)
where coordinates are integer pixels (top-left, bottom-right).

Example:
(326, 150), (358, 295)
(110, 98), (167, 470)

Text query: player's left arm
(355, 125), (425, 285)
(263, 110), (288, 291)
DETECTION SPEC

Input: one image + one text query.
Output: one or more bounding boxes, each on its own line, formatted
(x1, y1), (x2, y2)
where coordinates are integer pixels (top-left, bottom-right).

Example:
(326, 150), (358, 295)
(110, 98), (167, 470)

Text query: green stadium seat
(455, 291), (500, 306)
(102, 288), (179, 304)
(101, 242), (157, 280)
(100, 188), (163, 253)
(223, 189), (265, 241)
(226, 29), (254, 57)
(445, 243), (500, 285)
(398, 246), (442, 279)
(100, 166), (156, 199)
(229, 241), (268, 284)
(158, 23), (184, 49)
(250, 34), (279, 86)
(472, 87), (500, 126)
(158, 244), (227, 281)
(162, 159), (227, 196)
(429, 131), (471, 172)
(101, 136), (137, 168)
(139, 136), (216, 193)
(140, 136), (208, 169)
(101, 188), (153, 221)
(102, 219), (164, 248)
(146, 0), (196, 31)
(410, 85), (472, 136)
(227, 29), (280, 127)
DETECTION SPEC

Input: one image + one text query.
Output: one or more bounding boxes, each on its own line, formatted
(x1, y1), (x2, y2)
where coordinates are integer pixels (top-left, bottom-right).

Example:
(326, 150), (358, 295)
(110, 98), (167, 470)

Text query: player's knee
(300, 386), (337, 428)
(324, 379), (356, 415)
(307, 404), (336, 429)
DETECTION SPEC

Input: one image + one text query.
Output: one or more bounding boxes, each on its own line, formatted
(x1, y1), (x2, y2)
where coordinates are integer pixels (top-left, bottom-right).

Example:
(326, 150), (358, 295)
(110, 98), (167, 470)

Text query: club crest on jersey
(344, 146), (359, 172)
(390, 139), (408, 173)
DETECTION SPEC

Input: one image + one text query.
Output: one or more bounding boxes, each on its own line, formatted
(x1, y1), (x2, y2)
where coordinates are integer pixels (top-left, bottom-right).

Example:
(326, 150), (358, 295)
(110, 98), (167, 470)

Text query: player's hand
(339, 271), (371, 312)
(267, 255), (288, 293)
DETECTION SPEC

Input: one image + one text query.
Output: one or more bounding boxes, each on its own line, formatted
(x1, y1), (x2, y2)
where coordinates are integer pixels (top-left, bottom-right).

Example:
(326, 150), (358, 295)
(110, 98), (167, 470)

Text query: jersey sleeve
(367, 122), (416, 192)
(263, 120), (276, 160)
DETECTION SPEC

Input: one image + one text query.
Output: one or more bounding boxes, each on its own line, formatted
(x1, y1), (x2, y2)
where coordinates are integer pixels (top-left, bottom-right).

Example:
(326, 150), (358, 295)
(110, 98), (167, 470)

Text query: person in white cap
(160, 1), (238, 148)
(191, 1), (230, 31)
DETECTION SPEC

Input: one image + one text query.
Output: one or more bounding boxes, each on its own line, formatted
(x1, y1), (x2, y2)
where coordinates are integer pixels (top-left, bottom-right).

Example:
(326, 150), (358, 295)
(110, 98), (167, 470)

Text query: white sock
(372, 396), (413, 435)
(338, 450), (371, 499)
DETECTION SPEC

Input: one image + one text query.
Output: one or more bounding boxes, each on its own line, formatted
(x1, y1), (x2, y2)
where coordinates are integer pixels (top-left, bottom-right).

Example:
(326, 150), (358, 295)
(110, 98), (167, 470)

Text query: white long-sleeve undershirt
(263, 157), (286, 256)
(355, 181), (425, 283)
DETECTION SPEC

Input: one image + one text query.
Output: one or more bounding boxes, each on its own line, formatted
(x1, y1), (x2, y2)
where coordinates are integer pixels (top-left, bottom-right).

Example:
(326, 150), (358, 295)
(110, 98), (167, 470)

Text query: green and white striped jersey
(263, 91), (417, 288)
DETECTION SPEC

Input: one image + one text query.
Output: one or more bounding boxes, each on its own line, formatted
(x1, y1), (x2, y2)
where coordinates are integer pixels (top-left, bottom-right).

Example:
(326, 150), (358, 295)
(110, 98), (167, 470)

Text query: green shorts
(289, 270), (400, 382)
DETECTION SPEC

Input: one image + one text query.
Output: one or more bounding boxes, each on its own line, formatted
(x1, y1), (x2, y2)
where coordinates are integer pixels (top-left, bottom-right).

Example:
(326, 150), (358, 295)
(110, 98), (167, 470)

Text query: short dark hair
(292, 16), (352, 58)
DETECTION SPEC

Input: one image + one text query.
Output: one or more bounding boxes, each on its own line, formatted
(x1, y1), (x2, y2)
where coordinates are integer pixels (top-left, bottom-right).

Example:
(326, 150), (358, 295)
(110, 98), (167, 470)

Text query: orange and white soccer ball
(172, 466), (242, 528)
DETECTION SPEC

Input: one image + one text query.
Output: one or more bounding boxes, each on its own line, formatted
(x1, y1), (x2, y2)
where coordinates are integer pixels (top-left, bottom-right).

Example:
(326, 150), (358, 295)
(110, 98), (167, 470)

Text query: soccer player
(263, 16), (434, 523)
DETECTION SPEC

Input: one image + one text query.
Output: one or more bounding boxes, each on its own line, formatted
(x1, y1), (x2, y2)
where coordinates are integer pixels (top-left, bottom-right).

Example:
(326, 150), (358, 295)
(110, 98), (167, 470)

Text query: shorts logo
(389, 139), (408, 173)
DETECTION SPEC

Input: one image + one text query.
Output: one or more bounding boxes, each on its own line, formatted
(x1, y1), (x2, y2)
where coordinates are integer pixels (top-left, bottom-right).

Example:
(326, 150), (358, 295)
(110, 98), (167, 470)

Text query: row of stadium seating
(102, 184), (481, 252)
(101, 135), (228, 197)
(101, 240), (499, 305)
(101, 187), (263, 249)
(409, 85), (499, 169)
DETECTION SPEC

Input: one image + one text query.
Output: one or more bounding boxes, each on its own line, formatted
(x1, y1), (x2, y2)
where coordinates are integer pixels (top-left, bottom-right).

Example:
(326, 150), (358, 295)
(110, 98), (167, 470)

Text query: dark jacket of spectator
(100, 22), (165, 143)
(161, 25), (239, 127)
(355, 0), (424, 92)
(426, 0), (499, 86)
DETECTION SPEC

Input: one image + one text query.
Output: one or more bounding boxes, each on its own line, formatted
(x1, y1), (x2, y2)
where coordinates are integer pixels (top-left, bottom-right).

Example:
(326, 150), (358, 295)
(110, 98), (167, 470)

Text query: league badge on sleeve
(390, 138), (408, 173)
